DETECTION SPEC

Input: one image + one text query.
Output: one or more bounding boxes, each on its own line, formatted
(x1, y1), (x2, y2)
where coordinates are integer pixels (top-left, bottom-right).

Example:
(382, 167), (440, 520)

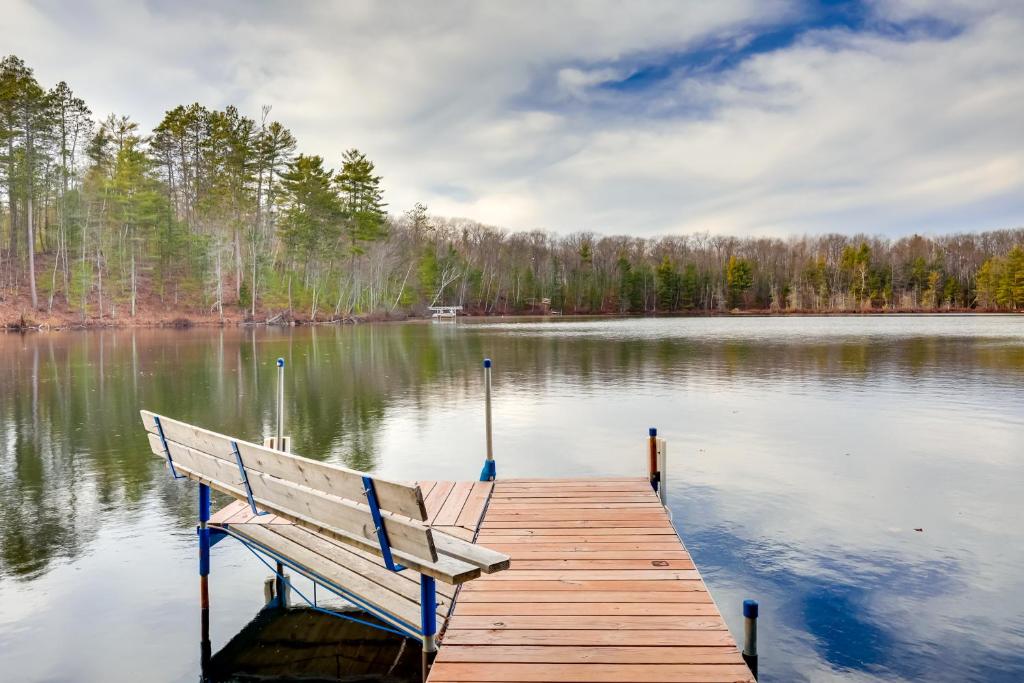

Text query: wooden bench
(139, 410), (510, 667)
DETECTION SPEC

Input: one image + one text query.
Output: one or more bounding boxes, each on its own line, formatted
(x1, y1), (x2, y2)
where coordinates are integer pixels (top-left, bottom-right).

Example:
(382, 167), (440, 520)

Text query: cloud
(6, 0), (1023, 237)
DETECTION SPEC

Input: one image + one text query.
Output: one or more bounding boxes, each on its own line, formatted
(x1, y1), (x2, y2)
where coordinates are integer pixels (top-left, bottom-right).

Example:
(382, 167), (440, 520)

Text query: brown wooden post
(648, 427), (659, 490)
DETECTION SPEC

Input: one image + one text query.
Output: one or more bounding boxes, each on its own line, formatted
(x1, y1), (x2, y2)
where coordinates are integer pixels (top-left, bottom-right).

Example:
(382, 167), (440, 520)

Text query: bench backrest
(140, 410), (436, 562)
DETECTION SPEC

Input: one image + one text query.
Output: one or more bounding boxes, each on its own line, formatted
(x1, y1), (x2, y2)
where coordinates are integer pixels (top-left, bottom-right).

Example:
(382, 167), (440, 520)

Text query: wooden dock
(207, 475), (754, 682)
(137, 341), (766, 683)
(141, 406), (756, 683)
(429, 477), (756, 683)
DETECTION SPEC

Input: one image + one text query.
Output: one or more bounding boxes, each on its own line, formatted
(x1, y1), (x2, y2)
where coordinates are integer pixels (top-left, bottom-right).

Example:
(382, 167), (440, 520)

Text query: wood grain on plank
(457, 590), (713, 604)
(425, 481), (456, 522)
(435, 645), (741, 664)
(446, 615), (726, 631)
(485, 551), (691, 560)
(435, 481), (474, 526)
(476, 528), (677, 537)
(486, 502), (665, 510)
(454, 602), (722, 616)
(478, 570), (701, 581)
(480, 542), (684, 552)
(456, 482), (493, 530)
(482, 519), (671, 529)
(428, 662), (754, 682)
(460, 579), (708, 592)
(440, 630), (740, 647)
(505, 559), (696, 570)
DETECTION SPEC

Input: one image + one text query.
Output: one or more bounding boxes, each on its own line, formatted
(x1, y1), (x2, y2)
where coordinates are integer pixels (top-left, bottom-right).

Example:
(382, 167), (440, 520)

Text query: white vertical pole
(480, 358), (496, 481)
(276, 357), (285, 446)
(484, 358), (493, 462)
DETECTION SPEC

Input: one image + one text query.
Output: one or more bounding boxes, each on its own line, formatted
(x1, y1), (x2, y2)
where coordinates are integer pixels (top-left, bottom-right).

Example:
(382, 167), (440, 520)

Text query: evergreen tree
(656, 255), (678, 311)
(335, 148), (386, 262)
(726, 255), (753, 308)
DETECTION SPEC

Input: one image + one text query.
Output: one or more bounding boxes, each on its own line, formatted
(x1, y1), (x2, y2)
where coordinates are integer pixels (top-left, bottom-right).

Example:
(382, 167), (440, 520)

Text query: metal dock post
(648, 427), (660, 491)
(743, 599), (759, 680)
(479, 358), (496, 481)
(420, 574), (437, 683)
(198, 482), (212, 671)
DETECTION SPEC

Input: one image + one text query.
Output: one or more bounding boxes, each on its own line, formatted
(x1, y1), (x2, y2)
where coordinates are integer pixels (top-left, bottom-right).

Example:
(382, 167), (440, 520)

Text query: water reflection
(0, 316), (1022, 681)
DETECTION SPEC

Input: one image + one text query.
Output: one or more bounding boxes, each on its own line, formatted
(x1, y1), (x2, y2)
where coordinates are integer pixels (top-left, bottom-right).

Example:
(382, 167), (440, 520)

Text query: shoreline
(3, 307), (1018, 333)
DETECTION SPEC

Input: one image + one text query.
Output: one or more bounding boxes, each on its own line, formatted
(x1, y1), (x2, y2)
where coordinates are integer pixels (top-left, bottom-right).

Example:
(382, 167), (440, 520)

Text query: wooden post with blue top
(743, 599), (759, 679)
(648, 426), (660, 491)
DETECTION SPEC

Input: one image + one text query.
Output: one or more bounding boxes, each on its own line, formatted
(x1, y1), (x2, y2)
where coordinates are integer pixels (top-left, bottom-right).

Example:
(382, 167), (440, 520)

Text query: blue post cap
(649, 427), (657, 437)
(276, 358), (285, 368)
(743, 599), (759, 619)
(483, 358), (492, 368)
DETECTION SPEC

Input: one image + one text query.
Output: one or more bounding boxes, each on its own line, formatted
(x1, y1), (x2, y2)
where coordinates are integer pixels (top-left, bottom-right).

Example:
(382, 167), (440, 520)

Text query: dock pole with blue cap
(267, 357), (290, 604)
(276, 358), (285, 447)
(479, 358), (496, 481)
(743, 599), (759, 680)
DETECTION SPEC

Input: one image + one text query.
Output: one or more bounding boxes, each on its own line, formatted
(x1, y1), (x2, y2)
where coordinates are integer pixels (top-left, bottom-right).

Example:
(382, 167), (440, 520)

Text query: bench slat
(149, 436), (484, 583)
(269, 525), (454, 613)
(233, 524), (423, 632)
(141, 411), (427, 521)
(146, 432), (437, 563)
(434, 532), (511, 574)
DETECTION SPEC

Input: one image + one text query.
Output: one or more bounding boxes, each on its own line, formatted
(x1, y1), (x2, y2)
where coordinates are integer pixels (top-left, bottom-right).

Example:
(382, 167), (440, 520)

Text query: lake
(1, 315), (1022, 682)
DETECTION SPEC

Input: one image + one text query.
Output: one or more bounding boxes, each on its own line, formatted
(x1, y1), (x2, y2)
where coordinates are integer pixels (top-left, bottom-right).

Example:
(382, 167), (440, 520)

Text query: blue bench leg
(198, 484), (212, 672)
(421, 574), (437, 682)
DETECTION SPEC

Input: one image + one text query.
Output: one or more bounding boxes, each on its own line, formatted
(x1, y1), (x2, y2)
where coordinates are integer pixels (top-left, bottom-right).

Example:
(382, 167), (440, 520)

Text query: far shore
(3, 305), (1018, 333)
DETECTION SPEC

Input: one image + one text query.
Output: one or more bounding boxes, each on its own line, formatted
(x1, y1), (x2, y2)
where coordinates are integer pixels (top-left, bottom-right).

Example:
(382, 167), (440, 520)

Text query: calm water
(1, 316), (1022, 682)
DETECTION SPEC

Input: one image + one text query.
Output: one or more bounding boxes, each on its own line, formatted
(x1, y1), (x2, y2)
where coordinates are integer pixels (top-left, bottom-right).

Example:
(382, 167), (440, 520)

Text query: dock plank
(454, 602), (720, 616)
(456, 482), (494, 530)
(457, 591), (714, 604)
(440, 630), (740, 647)
(435, 481), (475, 526)
(435, 645), (741, 664)
(429, 477), (754, 683)
(447, 615), (727, 630)
(426, 481), (456, 522)
(428, 662), (753, 682)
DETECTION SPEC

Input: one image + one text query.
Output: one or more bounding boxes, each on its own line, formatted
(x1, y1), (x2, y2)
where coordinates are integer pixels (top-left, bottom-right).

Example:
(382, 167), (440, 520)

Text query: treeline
(1, 54), (1023, 323)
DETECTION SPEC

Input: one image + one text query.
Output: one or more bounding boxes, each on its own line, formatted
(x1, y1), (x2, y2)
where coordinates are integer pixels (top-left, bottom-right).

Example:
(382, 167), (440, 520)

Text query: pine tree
(1, 55), (53, 308)
(726, 255), (753, 308)
(656, 255), (678, 311)
(278, 154), (342, 315)
(335, 148), (386, 262)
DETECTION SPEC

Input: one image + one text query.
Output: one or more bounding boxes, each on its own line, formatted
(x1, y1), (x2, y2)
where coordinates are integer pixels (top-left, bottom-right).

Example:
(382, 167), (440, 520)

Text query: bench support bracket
(362, 475), (406, 572)
(154, 415), (186, 479)
(232, 440), (269, 517)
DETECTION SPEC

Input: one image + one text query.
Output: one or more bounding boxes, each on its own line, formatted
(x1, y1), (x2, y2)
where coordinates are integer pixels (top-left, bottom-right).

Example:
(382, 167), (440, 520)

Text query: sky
(5, 0), (1024, 238)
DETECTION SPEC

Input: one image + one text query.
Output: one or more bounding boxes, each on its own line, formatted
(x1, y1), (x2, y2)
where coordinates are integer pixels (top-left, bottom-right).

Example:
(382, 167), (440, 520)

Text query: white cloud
(5, 0), (1023, 237)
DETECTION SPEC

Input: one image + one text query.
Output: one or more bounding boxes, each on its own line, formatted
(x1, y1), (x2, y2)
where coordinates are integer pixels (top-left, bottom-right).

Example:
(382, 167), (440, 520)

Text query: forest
(1, 54), (1023, 326)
